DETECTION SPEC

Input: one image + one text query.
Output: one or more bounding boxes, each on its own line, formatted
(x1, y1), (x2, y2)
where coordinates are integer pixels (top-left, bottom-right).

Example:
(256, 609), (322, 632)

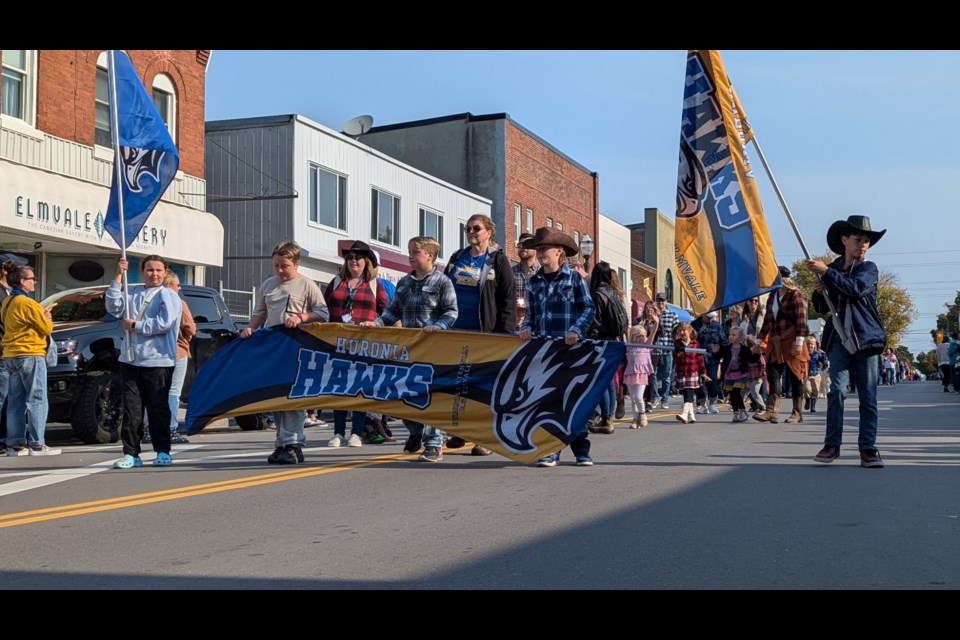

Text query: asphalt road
(1, 380), (957, 589)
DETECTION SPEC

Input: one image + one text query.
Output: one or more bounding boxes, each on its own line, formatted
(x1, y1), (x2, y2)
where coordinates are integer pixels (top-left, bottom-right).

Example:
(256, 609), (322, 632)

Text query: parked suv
(41, 284), (267, 444)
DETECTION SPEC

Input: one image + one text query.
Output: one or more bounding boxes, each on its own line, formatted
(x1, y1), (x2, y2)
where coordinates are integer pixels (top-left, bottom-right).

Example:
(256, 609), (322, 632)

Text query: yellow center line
(0, 453), (412, 529)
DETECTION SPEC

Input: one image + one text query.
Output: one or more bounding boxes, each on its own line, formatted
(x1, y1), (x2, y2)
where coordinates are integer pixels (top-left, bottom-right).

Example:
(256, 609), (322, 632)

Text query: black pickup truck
(41, 284), (267, 444)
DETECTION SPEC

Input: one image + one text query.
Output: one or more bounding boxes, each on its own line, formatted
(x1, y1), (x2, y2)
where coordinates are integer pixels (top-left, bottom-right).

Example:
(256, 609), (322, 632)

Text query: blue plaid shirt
(521, 264), (595, 339)
(377, 267), (458, 329)
(512, 261), (540, 302)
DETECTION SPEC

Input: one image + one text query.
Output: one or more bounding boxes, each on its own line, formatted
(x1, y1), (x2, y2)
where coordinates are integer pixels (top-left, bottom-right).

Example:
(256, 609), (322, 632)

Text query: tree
(915, 349), (938, 376)
(789, 256), (917, 348)
(894, 345), (914, 369)
(934, 291), (960, 343)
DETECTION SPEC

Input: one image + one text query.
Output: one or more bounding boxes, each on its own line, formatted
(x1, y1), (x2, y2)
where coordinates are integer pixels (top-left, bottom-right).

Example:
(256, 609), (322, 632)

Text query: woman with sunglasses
(443, 214), (516, 456)
(323, 241), (389, 448)
(1, 265), (60, 456)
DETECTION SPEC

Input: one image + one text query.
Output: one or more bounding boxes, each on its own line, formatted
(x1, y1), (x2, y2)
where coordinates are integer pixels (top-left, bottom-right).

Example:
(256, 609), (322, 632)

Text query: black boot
(804, 397), (810, 411)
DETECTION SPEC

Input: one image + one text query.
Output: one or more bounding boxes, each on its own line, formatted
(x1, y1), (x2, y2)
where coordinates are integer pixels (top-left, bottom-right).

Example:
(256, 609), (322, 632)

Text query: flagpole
(107, 50), (134, 356)
(749, 135), (856, 352)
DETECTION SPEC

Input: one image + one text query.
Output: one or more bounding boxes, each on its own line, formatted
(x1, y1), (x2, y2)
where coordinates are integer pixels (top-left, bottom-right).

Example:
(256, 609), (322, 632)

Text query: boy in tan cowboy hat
(806, 215), (887, 468)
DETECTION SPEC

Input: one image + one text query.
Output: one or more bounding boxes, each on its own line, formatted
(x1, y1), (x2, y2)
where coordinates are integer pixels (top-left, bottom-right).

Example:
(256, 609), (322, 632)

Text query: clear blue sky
(205, 50), (960, 358)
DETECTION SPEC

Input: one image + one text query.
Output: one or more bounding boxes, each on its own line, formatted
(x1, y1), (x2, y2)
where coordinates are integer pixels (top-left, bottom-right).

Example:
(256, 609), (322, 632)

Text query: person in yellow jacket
(0, 265), (60, 456)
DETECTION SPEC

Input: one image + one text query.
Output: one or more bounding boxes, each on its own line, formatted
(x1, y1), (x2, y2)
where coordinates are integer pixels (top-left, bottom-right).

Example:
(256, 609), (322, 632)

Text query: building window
(556, 222), (563, 231)
(2, 50), (36, 125)
(371, 188), (400, 246)
(152, 73), (177, 142)
(573, 230), (580, 246)
(309, 165), (347, 230)
(459, 222), (468, 250)
(95, 58), (111, 147)
(419, 207), (444, 258)
(546, 217), (553, 228)
(526, 208), (533, 235)
(664, 268), (675, 304)
(514, 204), (521, 241)
(618, 268), (627, 291)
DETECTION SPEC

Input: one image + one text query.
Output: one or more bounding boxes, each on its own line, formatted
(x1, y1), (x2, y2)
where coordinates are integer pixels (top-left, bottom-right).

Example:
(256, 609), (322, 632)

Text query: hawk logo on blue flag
(103, 51), (179, 249)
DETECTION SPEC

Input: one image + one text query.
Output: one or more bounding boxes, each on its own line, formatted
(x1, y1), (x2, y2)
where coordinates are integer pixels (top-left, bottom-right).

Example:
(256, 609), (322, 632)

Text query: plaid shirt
(673, 339), (706, 379)
(377, 267), (458, 329)
(757, 288), (809, 344)
(512, 261), (540, 302)
(521, 264), (595, 339)
(324, 277), (388, 324)
(655, 307), (679, 346)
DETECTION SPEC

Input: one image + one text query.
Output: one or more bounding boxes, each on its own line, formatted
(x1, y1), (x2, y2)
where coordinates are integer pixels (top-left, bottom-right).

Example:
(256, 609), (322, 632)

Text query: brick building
(0, 49), (221, 295)
(357, 112), (599, 264)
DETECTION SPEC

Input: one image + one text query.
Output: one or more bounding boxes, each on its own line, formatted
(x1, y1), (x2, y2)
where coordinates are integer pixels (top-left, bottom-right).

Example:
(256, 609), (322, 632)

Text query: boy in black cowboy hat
(806, 215), (887, 468)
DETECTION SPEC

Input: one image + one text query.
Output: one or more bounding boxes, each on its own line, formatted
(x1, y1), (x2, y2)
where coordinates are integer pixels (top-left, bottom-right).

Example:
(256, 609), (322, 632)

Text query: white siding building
(205, 115), (492, 292)
(599, 213), (632, 301)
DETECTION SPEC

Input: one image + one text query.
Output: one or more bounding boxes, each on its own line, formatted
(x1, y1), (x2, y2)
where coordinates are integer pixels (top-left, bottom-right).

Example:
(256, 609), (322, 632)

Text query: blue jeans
(0, 361), (9, 444)
(697, 358), (722, 403)
(656, 351), (674, 404)
(402, 419), (443, 448)
(274, 410), (307, 448)
(4, 356), (49, 447)
(598, 379), (616, 417)
(168, 356), (188, 430)
(333, 410), (365, 437)
(824, 342), (879, 451)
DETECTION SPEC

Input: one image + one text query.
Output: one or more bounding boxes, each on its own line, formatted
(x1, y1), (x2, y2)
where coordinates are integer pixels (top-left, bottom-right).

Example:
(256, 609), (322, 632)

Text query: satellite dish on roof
(342, 115), (374, 136)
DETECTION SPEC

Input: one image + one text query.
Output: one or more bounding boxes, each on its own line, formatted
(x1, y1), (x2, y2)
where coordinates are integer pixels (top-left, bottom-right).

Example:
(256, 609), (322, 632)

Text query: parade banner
(675, 49), (780, 315)
(184, 324), (626, 463)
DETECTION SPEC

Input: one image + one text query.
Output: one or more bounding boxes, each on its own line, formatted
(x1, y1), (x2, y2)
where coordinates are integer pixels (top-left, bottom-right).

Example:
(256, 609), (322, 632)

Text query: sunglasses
(343, 252), (366, 260)
(466, 225), (486, 233)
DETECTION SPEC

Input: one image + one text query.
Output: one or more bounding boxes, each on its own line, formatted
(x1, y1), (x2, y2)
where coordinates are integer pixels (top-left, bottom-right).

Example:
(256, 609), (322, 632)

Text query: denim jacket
(811, 257), (886, 355)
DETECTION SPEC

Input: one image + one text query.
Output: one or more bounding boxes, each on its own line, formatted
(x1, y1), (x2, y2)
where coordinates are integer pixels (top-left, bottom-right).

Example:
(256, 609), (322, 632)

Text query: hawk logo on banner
(674, 50), (780, 315)
(185, 324), (625, 464)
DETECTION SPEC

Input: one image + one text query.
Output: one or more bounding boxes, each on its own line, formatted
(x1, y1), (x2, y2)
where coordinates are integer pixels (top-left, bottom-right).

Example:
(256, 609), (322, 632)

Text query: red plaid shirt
(673, 339), (706, 379)
(324, 278), (388, 324)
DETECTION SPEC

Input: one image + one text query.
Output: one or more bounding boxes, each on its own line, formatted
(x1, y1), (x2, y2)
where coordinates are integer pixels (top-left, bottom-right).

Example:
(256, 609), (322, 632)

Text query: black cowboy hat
(341, 240), (378, 267)
(520, 227), (580, 257)
(826, 215), (886, 255)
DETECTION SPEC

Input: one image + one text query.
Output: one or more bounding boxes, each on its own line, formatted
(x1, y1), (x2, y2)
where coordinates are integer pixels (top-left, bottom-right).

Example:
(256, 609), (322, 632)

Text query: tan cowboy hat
(826, 215), (886, 255)
(520, 227), (580, 256)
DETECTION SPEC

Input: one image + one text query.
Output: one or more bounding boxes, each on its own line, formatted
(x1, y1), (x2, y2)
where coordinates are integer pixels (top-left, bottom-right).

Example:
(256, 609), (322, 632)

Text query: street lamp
(580, 234), (595, 270)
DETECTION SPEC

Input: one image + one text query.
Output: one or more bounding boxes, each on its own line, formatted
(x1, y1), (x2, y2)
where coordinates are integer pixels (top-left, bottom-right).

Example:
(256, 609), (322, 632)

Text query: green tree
(894, 345), (914, 369)
(788, 256), (917, 348)
(915, 349), (937, 376)
(934, 291), (960, 343)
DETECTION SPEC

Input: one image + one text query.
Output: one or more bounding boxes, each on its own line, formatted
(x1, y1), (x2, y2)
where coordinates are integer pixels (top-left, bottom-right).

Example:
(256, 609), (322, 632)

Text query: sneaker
(272, 445), (300, 465)
(327, 434), (345, 448)
(575, 455), (594, 466)
(0, 443), (6, 456)
(266, 420), (277, 430)
(7, 445), (30, 457)
(446, 436), (467, 449)
(708, 403), (720, 414)
(267, 447), (284, 464)
(471, 444), (493, 456)
(696, 405), (708, 415)
(859, 449), (884, 468)
(304, 416), (328, 428)
(403, 434), (423, 454)
(29, 444), (62, 456)
(649, 399), (661, 410)
(660, 402), (670, 410)
(346, 433), (363, 447)
(418, 446), (443, 462)
(536, 452), (560, 467)
(363, 432), (387, 444)
(814, 446), (841, 464)
(170, 431), (190, 444)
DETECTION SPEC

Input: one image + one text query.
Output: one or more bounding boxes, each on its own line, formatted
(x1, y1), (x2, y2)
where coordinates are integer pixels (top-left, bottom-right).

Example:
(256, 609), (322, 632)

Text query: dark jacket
(588, 283), (627, 340)
(714, 342), (760, 378)
(812, 257), (886, 355)
(444, 246), (516, 334)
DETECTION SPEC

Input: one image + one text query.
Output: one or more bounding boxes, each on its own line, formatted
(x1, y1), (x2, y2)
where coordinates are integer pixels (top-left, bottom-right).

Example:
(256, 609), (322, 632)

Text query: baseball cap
(705, 311), (718, 319)
(0, 252), (28, 268)
(655, 292), (667, 301)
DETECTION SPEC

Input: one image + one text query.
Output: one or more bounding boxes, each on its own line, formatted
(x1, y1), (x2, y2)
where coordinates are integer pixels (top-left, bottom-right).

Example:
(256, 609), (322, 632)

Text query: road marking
(0, 452), (413, 529)
(0, 445), (206, 494)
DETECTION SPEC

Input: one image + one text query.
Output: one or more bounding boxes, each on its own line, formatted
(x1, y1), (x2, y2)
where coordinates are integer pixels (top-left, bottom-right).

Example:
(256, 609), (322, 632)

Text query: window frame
(370, 187), (401, 247)
(1, 49), (37, 127)
(309, 164), (348, 231)
(419, 206), (444, 258)
(151, 72), (177, 143)
(514, 203), (522, 242)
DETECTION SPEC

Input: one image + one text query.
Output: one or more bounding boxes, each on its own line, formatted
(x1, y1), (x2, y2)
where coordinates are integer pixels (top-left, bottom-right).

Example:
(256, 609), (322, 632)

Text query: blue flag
(103, 51), (179, 249)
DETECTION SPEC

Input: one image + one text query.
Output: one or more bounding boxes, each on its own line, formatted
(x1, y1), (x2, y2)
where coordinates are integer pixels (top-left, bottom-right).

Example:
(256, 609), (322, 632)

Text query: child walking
(712, 326), (761, 422)
(673, 322), (707, 424)
(624, 325), (656, 428)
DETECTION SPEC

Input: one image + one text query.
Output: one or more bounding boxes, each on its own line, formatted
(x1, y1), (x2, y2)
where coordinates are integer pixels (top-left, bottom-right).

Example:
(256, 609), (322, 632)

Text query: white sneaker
(696, 405), (708, 414)
(327, 434), (345, 448)
(29, 444), (62, 456)
(346, 434), (363, 447)
(304, 417), (322, 428)
(660, 402), (670, 410)
(649, 399), (661, 410)
(708, 403), (720, 414)
(7, 446), (30, 457)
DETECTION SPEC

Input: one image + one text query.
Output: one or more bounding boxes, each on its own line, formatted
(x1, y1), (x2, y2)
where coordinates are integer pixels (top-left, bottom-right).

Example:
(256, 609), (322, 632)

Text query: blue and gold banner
(675, 50), (780, 315)
(184, 324), (626, 463)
